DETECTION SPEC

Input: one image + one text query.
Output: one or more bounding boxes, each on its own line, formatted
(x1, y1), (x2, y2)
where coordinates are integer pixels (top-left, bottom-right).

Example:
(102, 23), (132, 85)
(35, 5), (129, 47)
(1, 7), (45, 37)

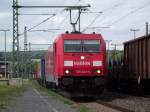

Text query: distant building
(0, 61), (10, 78)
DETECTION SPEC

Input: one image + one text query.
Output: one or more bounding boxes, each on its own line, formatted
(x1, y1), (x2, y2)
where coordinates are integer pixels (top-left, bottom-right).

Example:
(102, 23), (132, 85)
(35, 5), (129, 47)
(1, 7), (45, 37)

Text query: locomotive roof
(54, 33), (104, 43)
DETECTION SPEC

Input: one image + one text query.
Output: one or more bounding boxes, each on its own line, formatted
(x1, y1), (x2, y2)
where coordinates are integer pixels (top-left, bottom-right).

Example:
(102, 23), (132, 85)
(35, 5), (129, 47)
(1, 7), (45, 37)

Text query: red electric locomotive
(45, 32), (107, 95)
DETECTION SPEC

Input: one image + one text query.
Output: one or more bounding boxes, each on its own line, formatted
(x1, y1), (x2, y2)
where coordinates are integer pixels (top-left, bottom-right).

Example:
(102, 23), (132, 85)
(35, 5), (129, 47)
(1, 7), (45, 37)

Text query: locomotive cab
(54, 33), (107, 94)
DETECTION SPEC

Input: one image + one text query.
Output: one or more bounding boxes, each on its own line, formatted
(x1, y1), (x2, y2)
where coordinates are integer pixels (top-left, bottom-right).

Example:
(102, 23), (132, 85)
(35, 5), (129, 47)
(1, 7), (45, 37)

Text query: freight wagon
(39, 32), (107, 95)
(123, 34), (150, 90)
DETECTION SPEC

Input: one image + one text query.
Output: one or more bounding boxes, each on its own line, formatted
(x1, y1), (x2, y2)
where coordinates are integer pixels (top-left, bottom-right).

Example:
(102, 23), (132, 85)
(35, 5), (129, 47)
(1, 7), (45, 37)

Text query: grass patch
(31, 80), (74, 105)
(45, 90), (73, 105)
(77, 105), (89, 112)
(0, 82), (28, 109)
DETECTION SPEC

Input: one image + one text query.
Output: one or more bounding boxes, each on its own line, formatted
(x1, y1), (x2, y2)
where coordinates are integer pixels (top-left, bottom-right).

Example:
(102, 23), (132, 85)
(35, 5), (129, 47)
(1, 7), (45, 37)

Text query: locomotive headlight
(93, 61), (102, 66)
(65, 70), (70, 74)
(97, 70), (101, 74)
(64, 61), (73, 66)
(80, 56), (85, 60)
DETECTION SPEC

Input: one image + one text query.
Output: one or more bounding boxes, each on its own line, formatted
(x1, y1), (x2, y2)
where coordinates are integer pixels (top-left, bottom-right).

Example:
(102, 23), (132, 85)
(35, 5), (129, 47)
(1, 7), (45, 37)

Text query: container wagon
(124, 34), (150, 90)
(44, 32), (107, 95)
(37, 59), (46, 86)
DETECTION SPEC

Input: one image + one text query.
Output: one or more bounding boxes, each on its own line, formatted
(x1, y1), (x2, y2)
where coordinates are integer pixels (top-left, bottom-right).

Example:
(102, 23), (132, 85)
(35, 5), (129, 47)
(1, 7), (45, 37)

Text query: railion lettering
(74, 61), (90, 66)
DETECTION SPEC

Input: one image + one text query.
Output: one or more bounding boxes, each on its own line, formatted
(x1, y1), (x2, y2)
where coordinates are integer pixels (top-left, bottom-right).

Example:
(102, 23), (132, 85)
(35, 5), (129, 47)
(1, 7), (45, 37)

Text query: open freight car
(123, 34), (150, 91)
(44, 32), (107, 95)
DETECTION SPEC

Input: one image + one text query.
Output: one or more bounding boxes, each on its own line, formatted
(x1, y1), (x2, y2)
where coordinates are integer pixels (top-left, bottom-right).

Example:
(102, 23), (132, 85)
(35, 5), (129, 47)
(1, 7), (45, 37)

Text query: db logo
(74, 61), (90, 66)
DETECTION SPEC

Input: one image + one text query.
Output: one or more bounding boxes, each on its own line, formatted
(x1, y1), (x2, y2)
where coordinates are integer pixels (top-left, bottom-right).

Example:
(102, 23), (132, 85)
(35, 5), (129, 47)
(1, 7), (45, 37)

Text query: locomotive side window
(64, 40), (82, 52)
(83, 40), (100, 52)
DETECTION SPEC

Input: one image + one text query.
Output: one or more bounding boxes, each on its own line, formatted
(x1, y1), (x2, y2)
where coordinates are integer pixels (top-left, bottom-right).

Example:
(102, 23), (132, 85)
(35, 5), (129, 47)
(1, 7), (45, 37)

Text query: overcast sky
(0, 0), (150, 51)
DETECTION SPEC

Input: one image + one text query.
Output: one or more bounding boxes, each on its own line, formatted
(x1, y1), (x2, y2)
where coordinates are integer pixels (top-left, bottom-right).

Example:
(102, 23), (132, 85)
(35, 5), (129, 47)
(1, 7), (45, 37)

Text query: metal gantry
(12, 0), (19, 77)
(24, 27), (28, 53)
(12, 0), (90, 78)
(23, 26), (28, 78)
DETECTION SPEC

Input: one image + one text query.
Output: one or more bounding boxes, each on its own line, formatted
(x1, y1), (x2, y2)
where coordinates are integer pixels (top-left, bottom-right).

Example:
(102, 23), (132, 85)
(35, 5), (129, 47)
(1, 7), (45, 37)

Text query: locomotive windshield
(83, 40), (100, 52)
(64, 40), (82, 52)
(64, 40), (100, 52)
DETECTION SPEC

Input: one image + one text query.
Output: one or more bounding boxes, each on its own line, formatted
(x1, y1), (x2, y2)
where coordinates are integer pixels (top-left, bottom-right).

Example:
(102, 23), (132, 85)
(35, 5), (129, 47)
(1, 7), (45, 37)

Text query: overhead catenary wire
(32, 0), (82, 34)
(82, 11), (103, 14)
(52, 0), (68, 17)
(22, 0), (68, 35)
(18, 13), (55, 16)
(19, 0), (80, 37)
(43, 0), (68, 34)
(82, 13), (102, 32)
(48, 0), (82, 43)
(19, 14), (56, 36)
(56, 0), (81, 27)
(26, 15), (55, 31)
(102, 0), (129, 12)
(105, 1), (150, 27)
(28, 29), (62, 32)
(82, 0), (127, 32)
(18, 13), (56, 16)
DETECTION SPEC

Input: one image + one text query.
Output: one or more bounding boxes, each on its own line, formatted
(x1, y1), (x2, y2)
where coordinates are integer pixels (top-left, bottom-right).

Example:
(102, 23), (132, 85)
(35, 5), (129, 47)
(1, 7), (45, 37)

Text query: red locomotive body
(45, 33), (107, 94)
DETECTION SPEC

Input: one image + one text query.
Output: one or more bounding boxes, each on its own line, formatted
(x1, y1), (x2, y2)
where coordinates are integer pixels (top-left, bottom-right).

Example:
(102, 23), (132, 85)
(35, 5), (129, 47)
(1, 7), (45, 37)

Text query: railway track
(57, 90), (133, 112)
(75, 97), (134, 112)
(57, 89), (150, 112)
(95, 100), (133, 112)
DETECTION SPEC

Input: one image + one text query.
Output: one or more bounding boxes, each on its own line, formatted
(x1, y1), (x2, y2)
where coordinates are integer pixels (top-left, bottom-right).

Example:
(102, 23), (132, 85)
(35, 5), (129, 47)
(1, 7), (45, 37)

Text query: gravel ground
(98, 90), (150, 112)
(80, 102), (121, 112)
(1, 88), (77, 112)
(74, 90), (150, 112)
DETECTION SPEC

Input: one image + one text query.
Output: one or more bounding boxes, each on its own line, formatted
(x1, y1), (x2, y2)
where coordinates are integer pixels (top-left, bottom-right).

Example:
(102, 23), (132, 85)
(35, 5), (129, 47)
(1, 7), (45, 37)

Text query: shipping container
(45, 44), (55, 84)
(41, 59), (46, 81)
